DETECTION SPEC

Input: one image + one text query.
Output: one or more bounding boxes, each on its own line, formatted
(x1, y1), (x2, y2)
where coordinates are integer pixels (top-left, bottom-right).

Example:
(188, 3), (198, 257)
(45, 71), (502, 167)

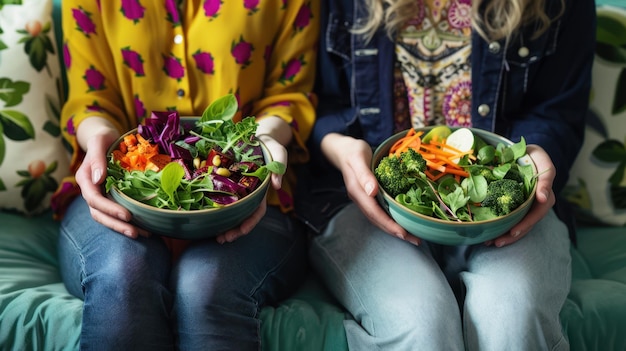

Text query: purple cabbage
(211, 174), (247, 197)
(138, 111), (181, 156)
(169, 143), (193, 162)
(207, 193), (239, 205)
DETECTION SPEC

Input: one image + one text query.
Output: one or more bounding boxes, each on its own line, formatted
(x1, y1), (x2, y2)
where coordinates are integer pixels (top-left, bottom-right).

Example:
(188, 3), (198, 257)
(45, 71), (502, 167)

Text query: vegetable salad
(375, 127), (537, 222)
(105, 94), (285, 211)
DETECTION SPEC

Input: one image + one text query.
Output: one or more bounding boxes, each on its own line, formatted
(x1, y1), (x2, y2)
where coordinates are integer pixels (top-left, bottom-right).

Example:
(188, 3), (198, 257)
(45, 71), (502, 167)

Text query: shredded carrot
(390, 128), (423, 155)
(389, 128), (473, 180)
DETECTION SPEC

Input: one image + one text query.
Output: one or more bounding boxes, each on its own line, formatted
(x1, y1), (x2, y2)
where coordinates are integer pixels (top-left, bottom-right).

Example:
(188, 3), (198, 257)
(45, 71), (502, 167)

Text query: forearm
(76, 117), (121, 152)
(255, 115), (293, 146)
(320, 133), (355, 170)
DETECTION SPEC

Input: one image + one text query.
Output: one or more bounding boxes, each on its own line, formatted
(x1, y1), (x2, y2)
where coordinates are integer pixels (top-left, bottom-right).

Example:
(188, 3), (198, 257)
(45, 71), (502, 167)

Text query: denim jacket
(295, 0), (596, 236)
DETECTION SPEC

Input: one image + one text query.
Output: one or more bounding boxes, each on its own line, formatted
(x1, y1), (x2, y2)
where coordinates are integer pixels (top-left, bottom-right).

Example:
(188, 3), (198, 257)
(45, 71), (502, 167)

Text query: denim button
(488, 42), (501, 54)
(478, 104), (490, 116)
(518, 46), (529, 57)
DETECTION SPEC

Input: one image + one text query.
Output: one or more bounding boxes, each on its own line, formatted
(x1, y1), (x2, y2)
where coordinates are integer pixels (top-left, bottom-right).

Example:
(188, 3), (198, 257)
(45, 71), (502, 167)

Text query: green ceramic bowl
(371, 127), (537, 245)
(107, 118), (271, 239)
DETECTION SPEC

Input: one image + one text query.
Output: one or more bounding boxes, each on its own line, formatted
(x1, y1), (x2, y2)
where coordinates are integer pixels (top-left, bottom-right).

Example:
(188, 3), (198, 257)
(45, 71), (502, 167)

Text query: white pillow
(564, 5), (626, 227)
(0, 0), (70, 215)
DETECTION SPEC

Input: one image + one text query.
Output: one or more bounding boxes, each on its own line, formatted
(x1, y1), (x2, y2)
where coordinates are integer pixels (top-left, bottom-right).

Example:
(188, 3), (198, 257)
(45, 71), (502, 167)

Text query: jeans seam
(246, 214), (301, 308)
(59, 223), (88, 297)
(312, 229), (375, 335)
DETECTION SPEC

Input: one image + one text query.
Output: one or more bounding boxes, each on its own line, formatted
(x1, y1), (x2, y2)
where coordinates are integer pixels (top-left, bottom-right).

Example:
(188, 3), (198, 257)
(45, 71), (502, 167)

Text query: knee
(86, 241), (171, 298)
(352, 296), (463, 349)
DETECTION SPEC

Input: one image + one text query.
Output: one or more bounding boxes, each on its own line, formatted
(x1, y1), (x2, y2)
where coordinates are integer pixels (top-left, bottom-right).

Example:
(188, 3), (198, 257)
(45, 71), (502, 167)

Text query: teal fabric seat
(2, 211), (626, 350)
(0, 210), (350, 350)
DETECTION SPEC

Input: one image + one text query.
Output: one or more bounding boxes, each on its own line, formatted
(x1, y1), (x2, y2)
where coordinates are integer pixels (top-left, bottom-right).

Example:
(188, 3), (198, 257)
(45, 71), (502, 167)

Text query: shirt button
(174, 34), (183, 44)
(477, 104), (490, 116)
(177, 89), (185, 97)
(518, 46), (529, 58)
(488, 41), (501, 54)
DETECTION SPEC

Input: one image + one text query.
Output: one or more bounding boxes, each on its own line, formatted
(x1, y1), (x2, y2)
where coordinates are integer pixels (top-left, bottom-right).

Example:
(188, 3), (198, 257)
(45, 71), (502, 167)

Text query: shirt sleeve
(251, 0), (320, 164)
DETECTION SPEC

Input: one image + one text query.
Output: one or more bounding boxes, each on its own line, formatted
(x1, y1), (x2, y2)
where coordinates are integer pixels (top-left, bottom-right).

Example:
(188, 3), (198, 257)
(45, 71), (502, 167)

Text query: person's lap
(59, 196), (307, 351)
(309, 203), (570, 351)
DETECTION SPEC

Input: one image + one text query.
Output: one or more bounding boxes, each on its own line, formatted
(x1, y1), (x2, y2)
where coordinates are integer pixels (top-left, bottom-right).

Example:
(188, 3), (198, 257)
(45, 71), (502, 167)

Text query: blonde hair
(355, 0), (564, 42)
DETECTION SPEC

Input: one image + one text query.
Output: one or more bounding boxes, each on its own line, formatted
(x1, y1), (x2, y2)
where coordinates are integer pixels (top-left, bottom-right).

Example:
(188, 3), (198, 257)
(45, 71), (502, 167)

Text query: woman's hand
(74, 118), (149, 239)
(321, 133), (421, 246)
(215, 134), (287, 244)
(487, 144), (556, 247)
(216, 116), (290, 244)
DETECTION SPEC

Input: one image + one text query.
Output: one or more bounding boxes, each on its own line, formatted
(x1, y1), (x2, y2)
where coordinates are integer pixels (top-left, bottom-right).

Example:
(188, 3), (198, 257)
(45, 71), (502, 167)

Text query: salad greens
(376, 128), (538, 222)
(105, 94), (285, 211)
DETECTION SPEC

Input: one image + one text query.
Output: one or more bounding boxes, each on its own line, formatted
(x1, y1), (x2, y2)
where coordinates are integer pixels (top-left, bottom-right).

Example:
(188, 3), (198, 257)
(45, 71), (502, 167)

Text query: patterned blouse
(395, 0), (472, 130)
(52, 0), (320, 218)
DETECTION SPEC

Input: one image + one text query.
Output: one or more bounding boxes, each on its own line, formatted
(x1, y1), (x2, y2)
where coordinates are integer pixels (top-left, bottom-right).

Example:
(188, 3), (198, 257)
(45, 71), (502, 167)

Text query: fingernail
(365, 182), (375, 196)
(92, 168), (102, 184)
(512, 230), (521, 238)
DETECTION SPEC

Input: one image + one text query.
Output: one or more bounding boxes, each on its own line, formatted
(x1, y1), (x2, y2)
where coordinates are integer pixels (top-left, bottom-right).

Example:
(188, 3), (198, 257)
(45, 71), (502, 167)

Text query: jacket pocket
(325, 12), (352, 61)
(504, 18), (560, 93)
(505, 20), (559, 69)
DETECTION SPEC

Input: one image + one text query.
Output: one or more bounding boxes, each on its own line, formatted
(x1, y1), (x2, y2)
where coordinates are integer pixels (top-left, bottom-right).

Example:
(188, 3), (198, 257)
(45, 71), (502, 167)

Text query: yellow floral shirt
(53, 0), (319, 218)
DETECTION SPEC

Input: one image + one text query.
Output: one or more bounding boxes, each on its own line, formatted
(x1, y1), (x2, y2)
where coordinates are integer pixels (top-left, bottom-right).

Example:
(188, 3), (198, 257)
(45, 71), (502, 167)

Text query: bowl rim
(106, 117), (272, 215)
(372, 127), (538, 226)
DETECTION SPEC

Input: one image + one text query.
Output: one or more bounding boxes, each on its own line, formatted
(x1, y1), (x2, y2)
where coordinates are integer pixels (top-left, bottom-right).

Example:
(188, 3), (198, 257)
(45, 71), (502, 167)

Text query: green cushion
(562, 226), (626, 351)
(260, 276), (349, 351)
(0, 211), (81, 351)
(0, 211), (348, 350)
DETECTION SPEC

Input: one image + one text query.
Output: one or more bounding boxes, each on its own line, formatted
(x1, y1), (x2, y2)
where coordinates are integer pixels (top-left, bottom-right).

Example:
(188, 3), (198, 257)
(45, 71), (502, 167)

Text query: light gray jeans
(309, 203), (571, 351)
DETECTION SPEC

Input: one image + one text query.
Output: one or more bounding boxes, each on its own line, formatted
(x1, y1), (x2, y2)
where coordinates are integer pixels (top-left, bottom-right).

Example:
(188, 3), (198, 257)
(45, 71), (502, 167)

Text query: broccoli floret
(375, 149), (427, 198)
(400, 148), (427, 175)
(375, 154), (413, 198)
(481, 178), (525, 216)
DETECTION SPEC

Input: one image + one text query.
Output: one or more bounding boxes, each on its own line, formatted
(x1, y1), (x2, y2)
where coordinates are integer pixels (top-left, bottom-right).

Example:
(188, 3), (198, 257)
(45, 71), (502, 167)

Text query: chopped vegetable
(391, 127), (474, 182)
(105, 94), (286, 211)
(375, 127), (537, 222)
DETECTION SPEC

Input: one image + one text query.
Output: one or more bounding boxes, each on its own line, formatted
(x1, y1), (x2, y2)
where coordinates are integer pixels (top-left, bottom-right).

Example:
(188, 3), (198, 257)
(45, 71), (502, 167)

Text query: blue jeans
(309, 203), (571, 351)
(59, 196), (307, 351)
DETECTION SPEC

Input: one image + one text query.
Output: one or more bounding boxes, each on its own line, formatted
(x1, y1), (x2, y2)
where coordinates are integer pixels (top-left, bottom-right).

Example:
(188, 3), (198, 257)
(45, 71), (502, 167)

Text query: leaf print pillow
(563, 5), (626, 227)
(0, 0), (70, 215)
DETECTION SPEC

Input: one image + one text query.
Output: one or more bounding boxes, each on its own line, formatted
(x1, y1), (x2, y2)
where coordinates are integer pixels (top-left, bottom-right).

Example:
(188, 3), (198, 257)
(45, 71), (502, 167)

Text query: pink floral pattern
(443, 79), (472, 127)
(193, 50), (215, 75)
(84, 66), (105, 91)
(395, 0), (472, 128)
(58, 0), (320, 215)
(203, 0), (222, 20)
(122, 47), (145, 76)
(448, 0), (471, 30)
(121, 0), (146, 23)
(72, 7), (96, 37)
(231, 36), (254, 68)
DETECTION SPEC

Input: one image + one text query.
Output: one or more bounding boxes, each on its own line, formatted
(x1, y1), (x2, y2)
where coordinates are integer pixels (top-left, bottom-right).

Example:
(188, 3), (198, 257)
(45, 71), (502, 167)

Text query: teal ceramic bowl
(371, 127), (537, 245)
(107, 118), (271, 239)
